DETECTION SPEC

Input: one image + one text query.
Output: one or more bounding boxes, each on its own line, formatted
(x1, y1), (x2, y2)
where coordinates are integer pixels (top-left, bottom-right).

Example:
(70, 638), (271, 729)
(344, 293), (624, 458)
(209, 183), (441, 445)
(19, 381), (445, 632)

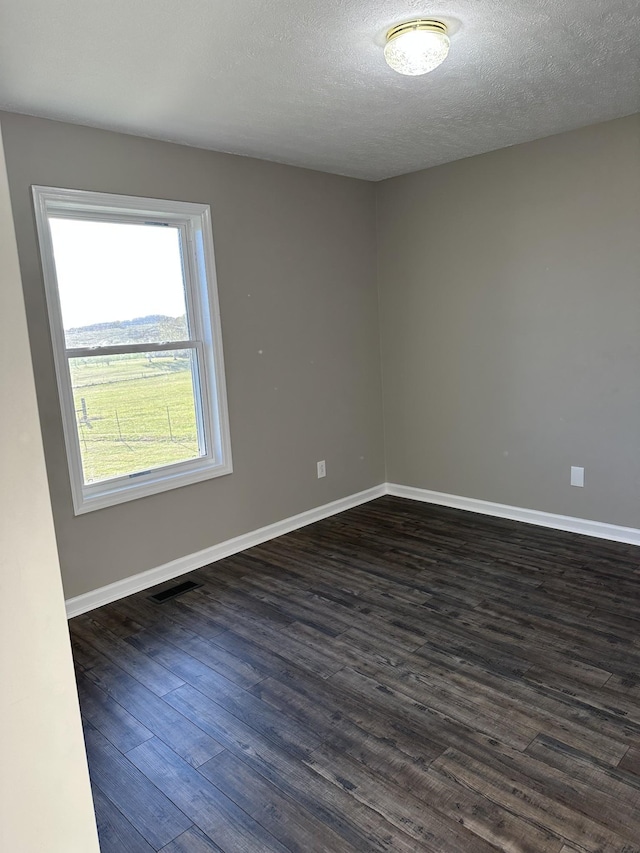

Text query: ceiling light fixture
(384, 20), (450, 76)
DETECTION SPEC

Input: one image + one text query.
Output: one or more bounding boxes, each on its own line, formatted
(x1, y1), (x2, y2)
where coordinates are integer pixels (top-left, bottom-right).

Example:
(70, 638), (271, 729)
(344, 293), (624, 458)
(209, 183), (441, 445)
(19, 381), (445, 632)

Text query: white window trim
(32, 186), (233, 515)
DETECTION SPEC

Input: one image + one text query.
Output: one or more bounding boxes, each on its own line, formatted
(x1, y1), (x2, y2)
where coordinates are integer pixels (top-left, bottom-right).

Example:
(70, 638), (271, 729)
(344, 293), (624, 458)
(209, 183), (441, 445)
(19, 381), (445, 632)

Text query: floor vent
(148, 580), (201, 604)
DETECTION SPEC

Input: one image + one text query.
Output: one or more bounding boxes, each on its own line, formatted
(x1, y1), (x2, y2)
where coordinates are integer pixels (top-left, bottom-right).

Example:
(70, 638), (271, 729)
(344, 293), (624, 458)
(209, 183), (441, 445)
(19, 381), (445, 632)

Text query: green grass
(70, 353), (201, 483)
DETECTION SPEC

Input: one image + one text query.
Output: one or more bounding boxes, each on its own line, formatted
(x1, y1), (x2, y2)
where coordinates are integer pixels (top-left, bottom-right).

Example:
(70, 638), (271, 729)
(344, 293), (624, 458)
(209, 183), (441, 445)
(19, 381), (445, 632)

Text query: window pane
(49, 218), (190, 347)
(69, 350), (204, 484)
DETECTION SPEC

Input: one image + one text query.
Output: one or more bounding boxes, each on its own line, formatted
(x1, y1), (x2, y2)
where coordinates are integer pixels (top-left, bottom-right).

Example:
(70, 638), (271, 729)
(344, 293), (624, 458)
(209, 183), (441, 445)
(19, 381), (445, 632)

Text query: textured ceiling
(0, 1), (638, 180)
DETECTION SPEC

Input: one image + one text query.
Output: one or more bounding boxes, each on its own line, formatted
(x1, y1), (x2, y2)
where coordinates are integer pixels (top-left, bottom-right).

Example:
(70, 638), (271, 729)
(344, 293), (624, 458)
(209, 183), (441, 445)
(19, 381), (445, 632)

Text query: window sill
(72, 459), (233, 515)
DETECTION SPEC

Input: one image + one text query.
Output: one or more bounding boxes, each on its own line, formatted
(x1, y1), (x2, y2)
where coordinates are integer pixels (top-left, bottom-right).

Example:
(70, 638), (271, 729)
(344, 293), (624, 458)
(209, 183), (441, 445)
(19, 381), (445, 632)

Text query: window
(33, 187), (232, 514)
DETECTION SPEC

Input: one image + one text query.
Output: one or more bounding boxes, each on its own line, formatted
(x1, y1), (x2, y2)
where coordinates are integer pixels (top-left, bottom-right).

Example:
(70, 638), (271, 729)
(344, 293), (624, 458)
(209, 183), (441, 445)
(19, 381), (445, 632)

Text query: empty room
(1, 2), (640, 852)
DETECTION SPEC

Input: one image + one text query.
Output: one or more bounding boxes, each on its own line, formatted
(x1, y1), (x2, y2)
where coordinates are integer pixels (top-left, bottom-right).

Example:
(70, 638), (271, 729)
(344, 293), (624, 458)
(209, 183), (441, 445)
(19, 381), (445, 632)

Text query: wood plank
(619, 746), (640, 776)
(69, 630), (110, 670)
(127, 738), (291, 853)
(442, 732), (640, 843)
(76, 670), (153, 753)
(115, 589), (228, 641)
(159, 826), (223, 852)
(126, 629), (321, 757)
(84, 660), (224, 767)
(83, 725), (192, 849)
(166, 684), (431, 852)
(431, 747), (640, 852)
(329, 665), (540, 752)
(250, 672), (447, 792)
(72, 616), (184, 695)
(91, 783), (156, 853)
(307, 742), (553, 853)
(141, 620), (265, 688)
(199, 750), (363, 853)
(197, 591), (348, 678)
(385, 657), (633, 763)
(525, 734), (640, 805)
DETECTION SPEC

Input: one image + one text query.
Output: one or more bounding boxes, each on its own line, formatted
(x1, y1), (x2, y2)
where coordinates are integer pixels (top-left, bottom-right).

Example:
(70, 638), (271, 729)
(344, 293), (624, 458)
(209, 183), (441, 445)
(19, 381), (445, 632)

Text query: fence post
(115, 410), (123, 442)
(167, 407), (174, 442)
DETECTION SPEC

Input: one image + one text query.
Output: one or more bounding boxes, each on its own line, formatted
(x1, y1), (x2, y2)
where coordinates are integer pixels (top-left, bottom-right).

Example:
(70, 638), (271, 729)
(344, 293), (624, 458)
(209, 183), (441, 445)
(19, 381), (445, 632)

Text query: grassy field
(70, 353), (201, 483)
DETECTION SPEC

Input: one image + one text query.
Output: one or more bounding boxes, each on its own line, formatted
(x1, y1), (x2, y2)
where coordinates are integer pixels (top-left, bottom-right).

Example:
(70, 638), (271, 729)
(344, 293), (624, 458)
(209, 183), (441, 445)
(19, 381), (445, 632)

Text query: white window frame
(32, 186), (233, 515)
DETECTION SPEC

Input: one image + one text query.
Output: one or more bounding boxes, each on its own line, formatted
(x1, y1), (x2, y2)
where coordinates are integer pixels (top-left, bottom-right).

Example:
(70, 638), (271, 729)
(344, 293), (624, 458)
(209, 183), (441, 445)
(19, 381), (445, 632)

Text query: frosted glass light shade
(384, 21), (450, 76)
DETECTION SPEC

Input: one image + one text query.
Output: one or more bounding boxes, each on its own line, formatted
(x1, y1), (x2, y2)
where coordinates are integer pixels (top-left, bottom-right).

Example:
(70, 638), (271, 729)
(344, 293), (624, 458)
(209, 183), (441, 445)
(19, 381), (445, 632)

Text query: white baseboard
(66, 481), (640, 618)
(65, 484), (386, 618)
(387, 483), (640, 547)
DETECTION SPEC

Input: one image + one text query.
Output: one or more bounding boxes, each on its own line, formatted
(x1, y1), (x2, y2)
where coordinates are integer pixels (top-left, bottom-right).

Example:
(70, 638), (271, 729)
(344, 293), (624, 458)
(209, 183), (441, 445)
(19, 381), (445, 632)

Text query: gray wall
(5, 110), (640, 605)
(2, 112), (385, 599)
(0, 125), (99, 852)
(377, 114), (640, 529)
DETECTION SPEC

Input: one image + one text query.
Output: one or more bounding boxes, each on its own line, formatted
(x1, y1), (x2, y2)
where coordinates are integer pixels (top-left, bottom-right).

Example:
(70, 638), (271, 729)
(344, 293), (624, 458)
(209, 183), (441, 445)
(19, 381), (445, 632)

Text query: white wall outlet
(317, 460), (326, 479)
(571, 466), (585, 488)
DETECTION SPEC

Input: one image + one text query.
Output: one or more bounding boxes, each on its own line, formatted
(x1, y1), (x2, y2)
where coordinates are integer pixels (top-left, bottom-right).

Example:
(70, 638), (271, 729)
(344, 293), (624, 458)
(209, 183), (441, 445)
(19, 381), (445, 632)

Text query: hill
(65, 315), (188, 348)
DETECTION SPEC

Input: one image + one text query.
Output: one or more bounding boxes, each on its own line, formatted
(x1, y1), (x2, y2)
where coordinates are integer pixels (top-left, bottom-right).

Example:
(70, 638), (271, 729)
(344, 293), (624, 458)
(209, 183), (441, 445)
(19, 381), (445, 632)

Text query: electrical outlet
(570, 466), (584, 488)
(317, 460), (326, 479)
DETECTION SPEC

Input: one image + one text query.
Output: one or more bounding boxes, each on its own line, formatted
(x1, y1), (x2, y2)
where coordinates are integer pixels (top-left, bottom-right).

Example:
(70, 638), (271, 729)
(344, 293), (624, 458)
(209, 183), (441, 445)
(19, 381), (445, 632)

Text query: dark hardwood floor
(69, 496), (640, 852)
